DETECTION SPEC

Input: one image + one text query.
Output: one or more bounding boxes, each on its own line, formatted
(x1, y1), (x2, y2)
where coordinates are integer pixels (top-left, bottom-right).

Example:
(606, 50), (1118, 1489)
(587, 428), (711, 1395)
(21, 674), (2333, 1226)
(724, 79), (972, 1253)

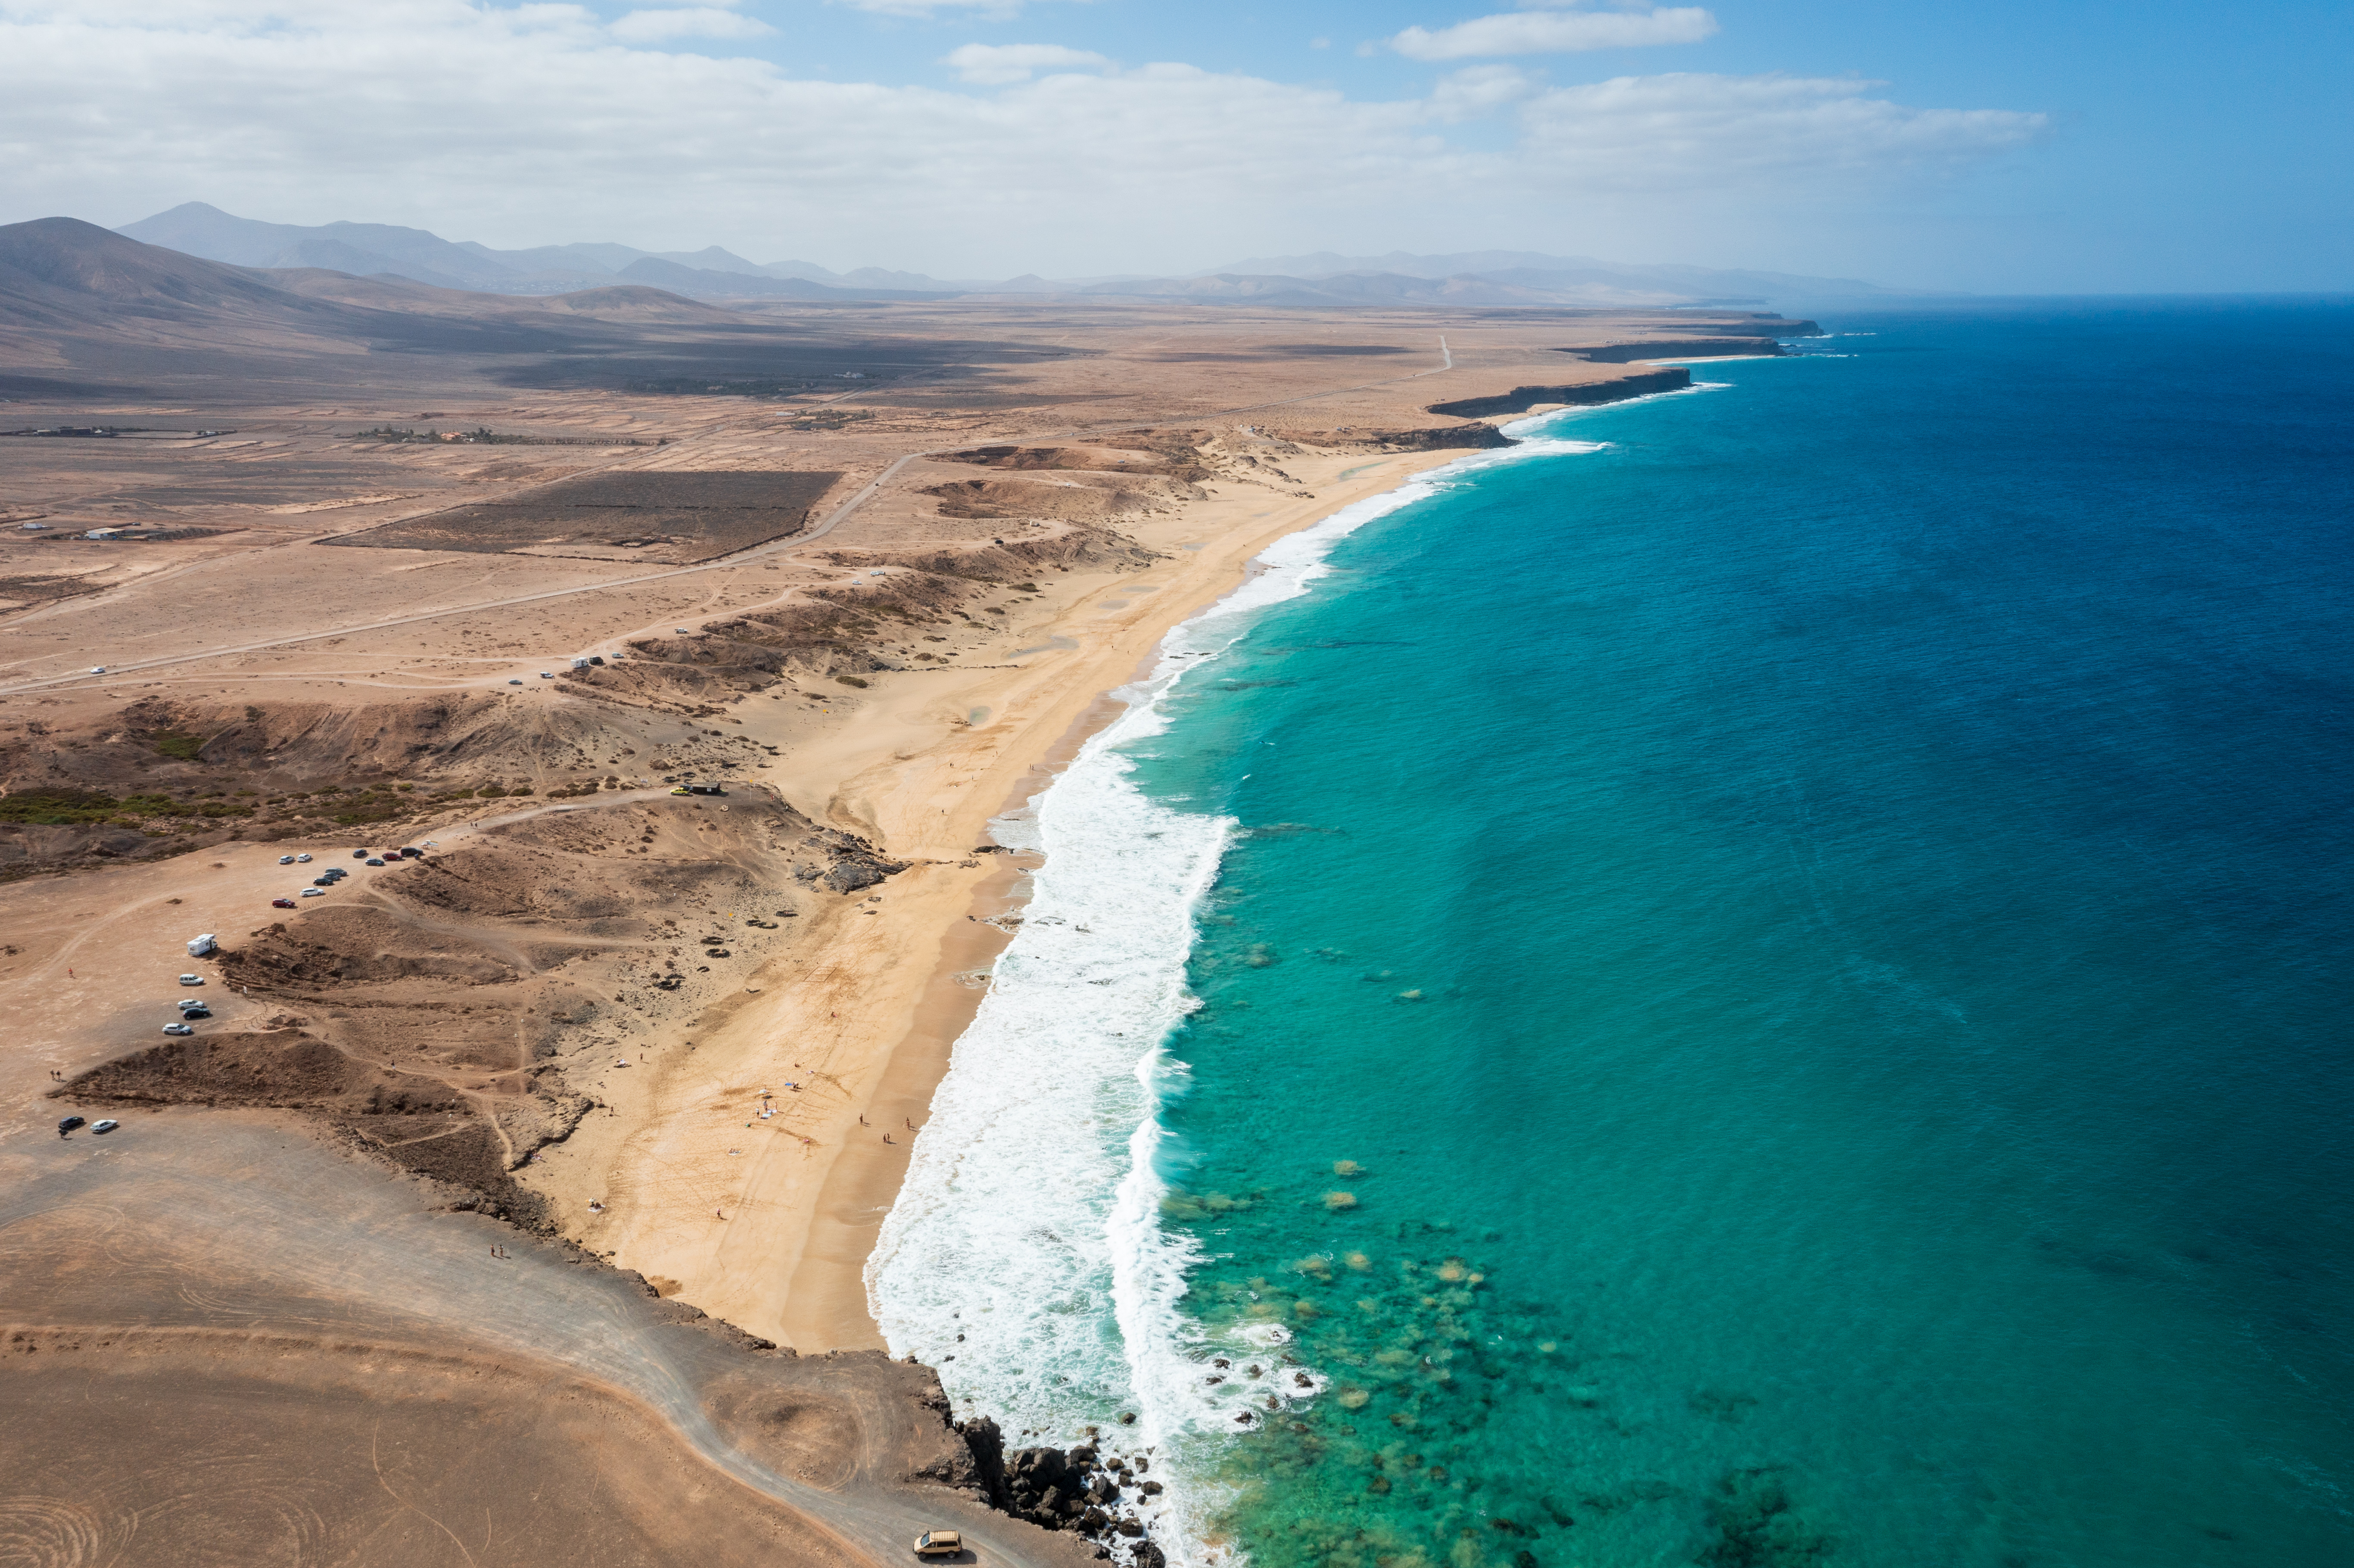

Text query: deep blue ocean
(875, 302), (2354, 1568)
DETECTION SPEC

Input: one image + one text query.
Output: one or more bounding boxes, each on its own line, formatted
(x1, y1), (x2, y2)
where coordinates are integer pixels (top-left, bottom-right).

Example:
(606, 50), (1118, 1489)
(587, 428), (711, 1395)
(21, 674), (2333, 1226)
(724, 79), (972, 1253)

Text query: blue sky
(1, 1), (2346, 291)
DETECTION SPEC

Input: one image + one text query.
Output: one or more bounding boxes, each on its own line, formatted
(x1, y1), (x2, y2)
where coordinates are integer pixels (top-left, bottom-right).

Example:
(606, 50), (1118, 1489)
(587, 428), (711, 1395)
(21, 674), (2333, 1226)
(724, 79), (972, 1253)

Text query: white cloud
(612, 6), (772, 44)
(0, 3), (2049, 276)
(944, 43), (1112, 86)
(1393, 6), (1717, 62)
(1429, 65), (1538, 122)
(1517, 72), (2048, 189)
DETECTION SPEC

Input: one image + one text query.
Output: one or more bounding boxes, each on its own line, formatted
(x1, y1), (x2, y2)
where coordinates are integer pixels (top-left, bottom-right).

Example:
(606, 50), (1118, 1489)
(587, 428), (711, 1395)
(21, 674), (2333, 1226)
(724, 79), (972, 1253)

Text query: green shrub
(153, 731), (203, 759)
(0, 788), (119, 824)
(836, 675), (869, 688)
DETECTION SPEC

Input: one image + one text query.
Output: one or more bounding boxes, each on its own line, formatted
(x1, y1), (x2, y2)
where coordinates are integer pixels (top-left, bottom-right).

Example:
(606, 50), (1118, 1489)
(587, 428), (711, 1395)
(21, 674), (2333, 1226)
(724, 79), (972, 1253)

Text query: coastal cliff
(1426, 367), (1692, 419)
(1566, 337), (1784, 362)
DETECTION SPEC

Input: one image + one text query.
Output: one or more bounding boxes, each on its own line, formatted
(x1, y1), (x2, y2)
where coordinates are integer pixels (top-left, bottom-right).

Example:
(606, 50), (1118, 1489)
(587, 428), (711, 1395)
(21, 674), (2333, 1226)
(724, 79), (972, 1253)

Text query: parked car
(508, 678), (523, 685)
(912, 1532), (962, 1559)
(58, 1116), (85, 1135)
(301, 888), (324, 898)
(90, 1120), (118, 1134)
(539, 672), (553, 678)
(399, 847), (421, 859)
(163, 1022), (193, 1036)
(365, 857), (385, 867)
(178, 974), (203, 986)
(278, 854), (296, 865)
(296, 852), (312, 863)
(352, 849), (370, 859)
(272, 898), (296, 908)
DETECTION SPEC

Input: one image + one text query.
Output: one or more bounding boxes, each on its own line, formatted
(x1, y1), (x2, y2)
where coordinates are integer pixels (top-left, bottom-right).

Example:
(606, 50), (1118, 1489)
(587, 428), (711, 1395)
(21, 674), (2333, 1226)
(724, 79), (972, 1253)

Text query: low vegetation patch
(0, 787), (251, 825)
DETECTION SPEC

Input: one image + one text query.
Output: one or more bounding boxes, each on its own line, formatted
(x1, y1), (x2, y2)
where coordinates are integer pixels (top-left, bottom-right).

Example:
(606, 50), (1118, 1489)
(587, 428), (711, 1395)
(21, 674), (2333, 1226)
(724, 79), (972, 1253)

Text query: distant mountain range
(112, 203), (1892, 307)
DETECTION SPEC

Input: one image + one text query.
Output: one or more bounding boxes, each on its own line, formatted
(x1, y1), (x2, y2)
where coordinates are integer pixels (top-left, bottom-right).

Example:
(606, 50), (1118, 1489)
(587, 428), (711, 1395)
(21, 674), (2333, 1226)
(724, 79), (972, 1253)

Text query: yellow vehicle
(912, 1531), (962, 1558)
(669, 786), (691, 796)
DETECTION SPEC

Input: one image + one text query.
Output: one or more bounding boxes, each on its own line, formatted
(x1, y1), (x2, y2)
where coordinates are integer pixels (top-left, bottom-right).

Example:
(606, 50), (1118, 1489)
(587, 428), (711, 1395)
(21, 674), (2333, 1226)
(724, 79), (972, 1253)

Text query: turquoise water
(1125, 304), (2354, 1567)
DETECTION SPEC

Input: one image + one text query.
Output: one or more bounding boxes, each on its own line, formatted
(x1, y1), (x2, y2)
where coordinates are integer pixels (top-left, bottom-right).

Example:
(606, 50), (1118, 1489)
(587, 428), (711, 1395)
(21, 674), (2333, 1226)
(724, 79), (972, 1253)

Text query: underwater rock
(1325, 1191), (1359, 1211)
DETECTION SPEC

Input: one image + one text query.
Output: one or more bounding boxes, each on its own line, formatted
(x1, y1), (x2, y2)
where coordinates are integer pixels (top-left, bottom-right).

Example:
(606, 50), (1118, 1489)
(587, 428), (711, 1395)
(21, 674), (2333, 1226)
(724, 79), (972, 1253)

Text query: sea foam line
(867, 423), (1610, 1565)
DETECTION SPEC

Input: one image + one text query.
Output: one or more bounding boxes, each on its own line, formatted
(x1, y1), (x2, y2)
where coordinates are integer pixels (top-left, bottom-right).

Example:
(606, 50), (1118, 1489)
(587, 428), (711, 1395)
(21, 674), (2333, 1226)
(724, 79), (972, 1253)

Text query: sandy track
(0, 1111), (1089, 1568)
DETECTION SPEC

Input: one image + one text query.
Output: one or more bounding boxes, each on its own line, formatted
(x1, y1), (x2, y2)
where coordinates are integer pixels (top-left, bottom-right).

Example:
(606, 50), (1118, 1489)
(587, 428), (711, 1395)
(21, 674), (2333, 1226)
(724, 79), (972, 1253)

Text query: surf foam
(867, 427), (1613, 1564)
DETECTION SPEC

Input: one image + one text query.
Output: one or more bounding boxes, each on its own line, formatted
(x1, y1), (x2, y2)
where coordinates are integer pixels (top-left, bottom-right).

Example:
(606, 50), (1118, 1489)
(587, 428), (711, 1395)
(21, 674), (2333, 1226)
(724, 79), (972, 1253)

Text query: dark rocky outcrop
(956, 1414), (1012, 1509)
(802, 828), (908, 893)
(1426, 368), (1691, 419)
(1003, 1446), (1081, 1528)
(1563, 337), (1783, 362)
(1368, 423), (1516, 451)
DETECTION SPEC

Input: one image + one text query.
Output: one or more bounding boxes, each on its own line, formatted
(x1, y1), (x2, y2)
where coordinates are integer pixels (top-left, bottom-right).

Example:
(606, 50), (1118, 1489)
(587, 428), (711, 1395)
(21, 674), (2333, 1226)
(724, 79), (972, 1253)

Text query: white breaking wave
(866, 420), (1611, 1564)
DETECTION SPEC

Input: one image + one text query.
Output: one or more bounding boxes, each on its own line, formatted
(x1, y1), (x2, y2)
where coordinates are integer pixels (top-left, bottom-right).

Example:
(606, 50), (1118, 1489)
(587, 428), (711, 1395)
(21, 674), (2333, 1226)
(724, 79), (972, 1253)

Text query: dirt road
(0, 1108), (1084, 1568)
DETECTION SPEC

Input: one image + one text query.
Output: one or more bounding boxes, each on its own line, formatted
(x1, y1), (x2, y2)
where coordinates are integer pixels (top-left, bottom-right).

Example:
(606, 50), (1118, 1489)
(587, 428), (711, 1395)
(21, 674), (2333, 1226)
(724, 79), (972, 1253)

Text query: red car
(272, 897), (297, 908)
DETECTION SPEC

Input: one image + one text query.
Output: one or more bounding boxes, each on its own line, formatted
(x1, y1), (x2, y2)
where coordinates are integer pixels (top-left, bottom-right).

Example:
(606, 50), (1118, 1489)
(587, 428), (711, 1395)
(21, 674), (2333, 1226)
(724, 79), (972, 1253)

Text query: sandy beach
(520, 446), (1463, 1349)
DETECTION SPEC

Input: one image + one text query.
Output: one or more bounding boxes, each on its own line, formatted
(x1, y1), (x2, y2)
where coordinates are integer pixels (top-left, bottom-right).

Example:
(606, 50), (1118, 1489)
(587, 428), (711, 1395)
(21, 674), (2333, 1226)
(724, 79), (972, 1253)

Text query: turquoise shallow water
(1122, 304), (2354, 1568)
